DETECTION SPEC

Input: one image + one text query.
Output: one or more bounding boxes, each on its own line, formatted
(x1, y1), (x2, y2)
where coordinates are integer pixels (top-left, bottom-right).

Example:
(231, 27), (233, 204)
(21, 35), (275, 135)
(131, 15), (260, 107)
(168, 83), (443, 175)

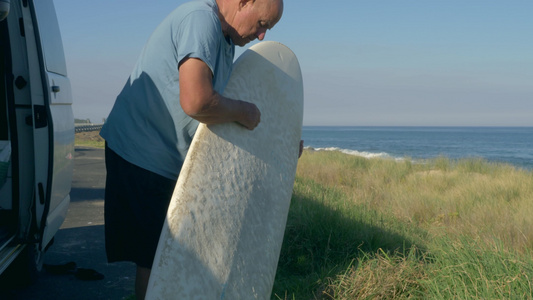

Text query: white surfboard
(145, 41), (303, 299)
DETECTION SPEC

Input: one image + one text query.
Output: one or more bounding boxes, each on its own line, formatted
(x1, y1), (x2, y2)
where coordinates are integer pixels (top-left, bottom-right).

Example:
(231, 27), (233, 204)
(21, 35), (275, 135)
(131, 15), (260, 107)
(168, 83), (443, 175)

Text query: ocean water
(302, 127), (533, 170)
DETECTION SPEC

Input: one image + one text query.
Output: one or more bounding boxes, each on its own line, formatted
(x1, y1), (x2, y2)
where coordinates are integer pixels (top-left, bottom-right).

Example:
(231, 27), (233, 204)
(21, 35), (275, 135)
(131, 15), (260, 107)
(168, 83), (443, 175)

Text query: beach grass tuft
(272, 149), (533, 299)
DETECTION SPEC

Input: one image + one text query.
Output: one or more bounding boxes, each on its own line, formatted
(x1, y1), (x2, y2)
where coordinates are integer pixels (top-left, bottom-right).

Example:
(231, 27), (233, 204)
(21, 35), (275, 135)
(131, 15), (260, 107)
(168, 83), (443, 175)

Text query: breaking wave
(304, 146), (404, 161)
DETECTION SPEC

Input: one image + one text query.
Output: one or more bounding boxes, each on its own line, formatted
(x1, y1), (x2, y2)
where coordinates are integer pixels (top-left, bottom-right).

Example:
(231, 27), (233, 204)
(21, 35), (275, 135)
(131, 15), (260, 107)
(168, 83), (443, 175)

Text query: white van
(0, 0), (74, 285)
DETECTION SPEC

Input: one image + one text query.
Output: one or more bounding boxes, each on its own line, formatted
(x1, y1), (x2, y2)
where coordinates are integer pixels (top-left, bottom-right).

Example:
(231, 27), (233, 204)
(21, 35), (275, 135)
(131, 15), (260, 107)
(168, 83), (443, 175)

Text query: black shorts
(104, 144), (176, 268)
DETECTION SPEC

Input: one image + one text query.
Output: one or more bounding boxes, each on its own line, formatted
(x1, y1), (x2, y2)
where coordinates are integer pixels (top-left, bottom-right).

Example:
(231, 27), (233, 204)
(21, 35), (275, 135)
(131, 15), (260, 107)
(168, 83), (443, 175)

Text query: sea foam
(305, 146), (403, 161)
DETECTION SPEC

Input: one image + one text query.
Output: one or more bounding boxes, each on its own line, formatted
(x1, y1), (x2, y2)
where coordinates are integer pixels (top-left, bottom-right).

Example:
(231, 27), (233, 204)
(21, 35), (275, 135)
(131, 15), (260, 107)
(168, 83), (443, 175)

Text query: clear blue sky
(54, 0), (533, 126)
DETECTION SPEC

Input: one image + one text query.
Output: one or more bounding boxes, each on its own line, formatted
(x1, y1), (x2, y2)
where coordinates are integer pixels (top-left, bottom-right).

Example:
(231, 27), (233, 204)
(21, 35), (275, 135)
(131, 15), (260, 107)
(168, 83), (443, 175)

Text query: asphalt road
(1, 147), (136, 300)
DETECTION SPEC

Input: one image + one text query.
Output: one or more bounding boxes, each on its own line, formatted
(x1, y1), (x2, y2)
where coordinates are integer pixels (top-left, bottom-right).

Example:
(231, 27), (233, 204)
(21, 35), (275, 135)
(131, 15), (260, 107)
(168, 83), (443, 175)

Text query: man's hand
(236, 101), (261, 130)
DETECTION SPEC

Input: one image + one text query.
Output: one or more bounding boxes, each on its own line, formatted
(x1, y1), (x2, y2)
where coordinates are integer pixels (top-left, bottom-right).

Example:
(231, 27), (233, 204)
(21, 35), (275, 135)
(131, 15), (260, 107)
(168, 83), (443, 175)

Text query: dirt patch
(75, 130), (105, 148)
(75, 130), (103, 142)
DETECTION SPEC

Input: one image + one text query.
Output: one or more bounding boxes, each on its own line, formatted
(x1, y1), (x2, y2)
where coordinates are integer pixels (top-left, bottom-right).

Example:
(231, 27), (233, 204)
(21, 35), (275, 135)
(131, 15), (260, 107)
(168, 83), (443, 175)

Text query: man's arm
(179, 57), (260, 130)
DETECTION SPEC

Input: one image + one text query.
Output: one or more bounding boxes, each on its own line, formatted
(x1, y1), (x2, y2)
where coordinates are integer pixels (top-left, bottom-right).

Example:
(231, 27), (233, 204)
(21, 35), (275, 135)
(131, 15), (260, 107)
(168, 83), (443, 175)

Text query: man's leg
(104, 144), (175, 299)
(136, 266), (151, 300)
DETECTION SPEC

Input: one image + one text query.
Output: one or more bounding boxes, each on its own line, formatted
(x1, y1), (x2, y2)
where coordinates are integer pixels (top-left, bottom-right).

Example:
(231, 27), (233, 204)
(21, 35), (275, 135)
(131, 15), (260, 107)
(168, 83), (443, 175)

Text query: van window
(32, 0), (68, 76)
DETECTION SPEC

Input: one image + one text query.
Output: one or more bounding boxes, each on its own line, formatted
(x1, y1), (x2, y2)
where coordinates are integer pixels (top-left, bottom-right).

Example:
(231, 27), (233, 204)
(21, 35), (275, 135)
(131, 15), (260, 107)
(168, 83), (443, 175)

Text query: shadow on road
(0, 225), (136, 300)
(70, 187), (105, 202)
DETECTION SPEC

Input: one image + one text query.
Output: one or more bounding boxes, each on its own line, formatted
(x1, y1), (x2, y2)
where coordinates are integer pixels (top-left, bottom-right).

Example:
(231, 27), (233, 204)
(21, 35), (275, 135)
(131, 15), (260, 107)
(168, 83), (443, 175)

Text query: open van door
(28, 0), (74, 254)
(0, 0), (73, 283)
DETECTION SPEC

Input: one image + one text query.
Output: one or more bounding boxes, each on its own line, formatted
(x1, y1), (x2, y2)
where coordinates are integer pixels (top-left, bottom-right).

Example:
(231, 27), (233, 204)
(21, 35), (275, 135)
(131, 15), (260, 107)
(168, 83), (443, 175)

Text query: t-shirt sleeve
(174, 10), (221, 75)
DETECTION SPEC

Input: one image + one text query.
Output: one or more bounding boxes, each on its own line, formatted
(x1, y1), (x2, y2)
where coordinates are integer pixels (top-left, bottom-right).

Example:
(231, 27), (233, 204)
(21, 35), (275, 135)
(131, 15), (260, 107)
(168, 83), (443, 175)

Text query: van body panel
(41, 194), (69, 249)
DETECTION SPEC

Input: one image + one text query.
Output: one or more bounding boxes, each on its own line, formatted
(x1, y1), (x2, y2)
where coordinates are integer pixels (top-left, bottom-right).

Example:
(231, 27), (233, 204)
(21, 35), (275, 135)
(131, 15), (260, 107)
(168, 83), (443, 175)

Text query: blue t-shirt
(100, 0), (235, 180)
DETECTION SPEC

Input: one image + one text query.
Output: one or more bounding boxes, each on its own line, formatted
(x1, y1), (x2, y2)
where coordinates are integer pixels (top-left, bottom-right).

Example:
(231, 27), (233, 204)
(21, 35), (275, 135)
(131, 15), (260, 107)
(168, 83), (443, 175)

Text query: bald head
(217, 0), (284, 46)
(260, 0), (283, 25)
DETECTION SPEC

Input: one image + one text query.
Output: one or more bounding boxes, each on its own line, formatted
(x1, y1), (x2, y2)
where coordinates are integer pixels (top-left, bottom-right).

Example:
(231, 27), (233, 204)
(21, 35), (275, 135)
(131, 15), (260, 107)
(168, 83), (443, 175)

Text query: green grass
(74, 131), (105, 148)
(272, 150), (533, 299)
(74, 139), (105, 148)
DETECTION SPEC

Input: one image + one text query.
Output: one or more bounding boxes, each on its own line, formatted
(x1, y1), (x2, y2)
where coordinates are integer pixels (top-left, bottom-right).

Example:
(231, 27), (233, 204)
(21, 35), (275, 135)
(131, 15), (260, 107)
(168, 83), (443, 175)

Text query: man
(100, 0), (284, 298)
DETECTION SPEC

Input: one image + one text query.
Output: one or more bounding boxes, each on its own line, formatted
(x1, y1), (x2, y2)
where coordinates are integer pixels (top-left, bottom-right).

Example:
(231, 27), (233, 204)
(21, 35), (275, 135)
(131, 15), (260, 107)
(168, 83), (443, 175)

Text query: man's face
(230, 0), (283, 47)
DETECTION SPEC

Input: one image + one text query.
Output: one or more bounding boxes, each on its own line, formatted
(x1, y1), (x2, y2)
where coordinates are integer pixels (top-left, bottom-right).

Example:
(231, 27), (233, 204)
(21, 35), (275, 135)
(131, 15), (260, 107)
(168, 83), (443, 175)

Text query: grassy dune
(273, 150), (533, 299)
(75, 132), (533, 298)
